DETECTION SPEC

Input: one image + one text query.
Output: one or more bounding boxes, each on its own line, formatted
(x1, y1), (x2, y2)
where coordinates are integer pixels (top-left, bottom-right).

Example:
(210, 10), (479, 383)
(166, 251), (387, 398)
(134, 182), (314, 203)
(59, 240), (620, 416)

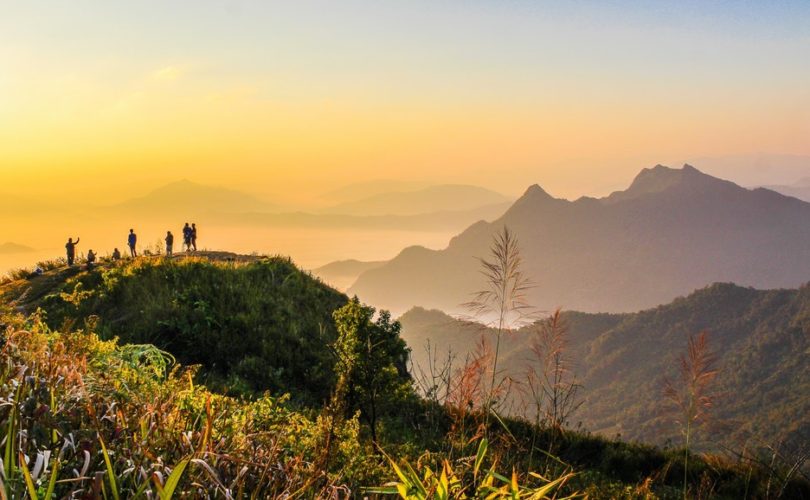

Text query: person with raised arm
(65, 237), (80, 266)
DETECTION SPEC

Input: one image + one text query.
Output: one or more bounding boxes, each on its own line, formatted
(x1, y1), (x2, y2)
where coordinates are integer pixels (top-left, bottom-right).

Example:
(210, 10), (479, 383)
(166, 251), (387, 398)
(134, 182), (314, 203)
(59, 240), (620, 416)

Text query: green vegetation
(7, 256), (347, 403)
(401, 283), (810, 451)
(1, 256), (808, 498)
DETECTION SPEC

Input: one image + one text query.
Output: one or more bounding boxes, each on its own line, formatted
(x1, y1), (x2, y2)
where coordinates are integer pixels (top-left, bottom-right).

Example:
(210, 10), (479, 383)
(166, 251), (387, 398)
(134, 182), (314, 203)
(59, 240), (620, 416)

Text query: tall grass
(663, 331), (718, 499)
(464, 226), (533, 430)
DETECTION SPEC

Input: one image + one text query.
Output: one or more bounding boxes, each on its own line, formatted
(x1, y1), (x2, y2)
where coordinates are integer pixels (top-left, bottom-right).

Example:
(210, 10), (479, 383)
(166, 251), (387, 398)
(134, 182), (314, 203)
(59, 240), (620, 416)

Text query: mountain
(321, 184), (512, 216)
(319, 179), (430, 203)
(111, 179), (276, 216)
(685, 153), (810, 188)
(210, 203), (510, 231)
(312, 259), (387, 291)
(350, 164), (810, 314)
(762, 177), (810, 202)
(399, 282), (810, 448)
(0, 242), (35, 254)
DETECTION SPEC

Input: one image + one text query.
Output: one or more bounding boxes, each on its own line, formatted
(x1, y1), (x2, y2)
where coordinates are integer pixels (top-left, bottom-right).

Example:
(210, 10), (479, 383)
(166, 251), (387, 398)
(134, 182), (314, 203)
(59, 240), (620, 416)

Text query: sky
(1, 0), (808, 204)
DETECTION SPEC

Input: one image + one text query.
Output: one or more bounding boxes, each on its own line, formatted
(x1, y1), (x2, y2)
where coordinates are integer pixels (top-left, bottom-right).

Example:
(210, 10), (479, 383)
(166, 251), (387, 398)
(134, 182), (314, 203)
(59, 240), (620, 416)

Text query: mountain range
(399, 282), (810, 448)
(320, 184), (511, 216)
(350, 164), (810, 314)
(109, 179), (277, 216)
(0, 242), (35, 254)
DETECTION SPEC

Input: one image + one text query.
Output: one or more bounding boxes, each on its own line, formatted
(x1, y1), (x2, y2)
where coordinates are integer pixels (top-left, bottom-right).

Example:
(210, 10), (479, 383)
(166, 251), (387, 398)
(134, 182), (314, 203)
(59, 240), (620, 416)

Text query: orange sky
(1, 1), (809, 205)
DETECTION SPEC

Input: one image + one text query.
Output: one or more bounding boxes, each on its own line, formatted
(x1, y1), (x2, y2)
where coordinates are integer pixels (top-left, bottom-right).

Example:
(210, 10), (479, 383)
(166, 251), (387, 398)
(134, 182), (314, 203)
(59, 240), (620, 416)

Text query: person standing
(182, 223), (192, 252)
(191, 223), (198, 252)
(128, 229), (138, 257)
(65, 237), (80, 266)
(165, 230), (174, 257)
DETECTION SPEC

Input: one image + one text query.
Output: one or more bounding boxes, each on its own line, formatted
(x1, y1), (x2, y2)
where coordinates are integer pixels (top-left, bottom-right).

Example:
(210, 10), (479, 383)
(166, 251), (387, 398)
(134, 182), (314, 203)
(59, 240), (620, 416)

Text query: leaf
(44, 455), (61, 500)
(160, 459), (189, 500)
(99, 436), (120, 500)
(18, 452), (38, 500)
(474, 438), (488, 480)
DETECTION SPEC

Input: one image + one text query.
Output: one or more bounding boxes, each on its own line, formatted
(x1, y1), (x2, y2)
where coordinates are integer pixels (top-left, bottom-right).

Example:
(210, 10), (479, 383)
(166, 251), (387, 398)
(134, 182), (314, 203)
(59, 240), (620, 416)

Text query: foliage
(1, 255), (808, 498)
(23, 256), (349, 403)
(368, 438), (578, 499)
(332, 297), (413, 443)
(0, 311), (374, 497)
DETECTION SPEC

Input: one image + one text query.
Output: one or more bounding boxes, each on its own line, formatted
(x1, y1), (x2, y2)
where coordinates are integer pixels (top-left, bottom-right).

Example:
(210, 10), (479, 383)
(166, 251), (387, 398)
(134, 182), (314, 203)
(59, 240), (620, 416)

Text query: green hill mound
(2, 254), (348, 403)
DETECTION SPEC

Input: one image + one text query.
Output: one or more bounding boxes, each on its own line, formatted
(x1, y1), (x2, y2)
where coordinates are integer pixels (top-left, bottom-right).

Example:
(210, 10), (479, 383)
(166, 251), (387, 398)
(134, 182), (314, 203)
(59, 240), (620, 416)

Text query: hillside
(2, 255), (807, 498)
(351, 164), (810, 314)
(1, 254), (347, 403)
(399, 282), (810, 449)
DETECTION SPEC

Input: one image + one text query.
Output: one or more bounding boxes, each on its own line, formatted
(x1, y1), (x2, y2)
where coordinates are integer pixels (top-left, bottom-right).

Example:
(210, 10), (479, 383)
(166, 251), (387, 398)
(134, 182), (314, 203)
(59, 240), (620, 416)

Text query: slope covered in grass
(2, 255), (348, 403)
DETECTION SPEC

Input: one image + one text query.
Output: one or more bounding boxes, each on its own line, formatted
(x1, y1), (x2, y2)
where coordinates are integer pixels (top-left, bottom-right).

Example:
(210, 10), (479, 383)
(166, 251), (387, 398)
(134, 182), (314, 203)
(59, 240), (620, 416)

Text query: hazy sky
(1, 0), (809, 203)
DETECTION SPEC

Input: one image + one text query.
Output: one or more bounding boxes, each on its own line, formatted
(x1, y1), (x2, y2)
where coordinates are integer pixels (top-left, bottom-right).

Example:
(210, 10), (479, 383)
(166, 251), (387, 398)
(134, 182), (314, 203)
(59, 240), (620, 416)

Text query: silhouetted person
(128, 229), (137, 257)
(65, 237), (80, 266)
(165, 231), (174, 257)
(112, 248), (121, 261)
(182, 223), (192, 252)
(191, 223), (197, 251)
(86, 249), (96, 269)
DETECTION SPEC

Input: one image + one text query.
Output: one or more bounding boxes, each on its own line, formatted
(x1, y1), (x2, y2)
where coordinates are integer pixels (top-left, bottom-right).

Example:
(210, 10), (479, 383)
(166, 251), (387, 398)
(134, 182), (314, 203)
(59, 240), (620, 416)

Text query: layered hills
(351, 164), (810, 314)
(400, 282), (810, 449)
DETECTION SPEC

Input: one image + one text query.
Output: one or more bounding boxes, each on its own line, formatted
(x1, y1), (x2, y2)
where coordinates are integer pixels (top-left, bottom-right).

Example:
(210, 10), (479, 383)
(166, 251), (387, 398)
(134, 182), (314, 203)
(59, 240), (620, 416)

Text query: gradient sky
(1, 0), (809, 203)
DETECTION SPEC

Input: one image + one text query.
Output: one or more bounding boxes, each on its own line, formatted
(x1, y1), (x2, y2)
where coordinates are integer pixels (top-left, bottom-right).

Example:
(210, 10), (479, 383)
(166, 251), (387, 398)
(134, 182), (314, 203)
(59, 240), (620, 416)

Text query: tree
(332, 297), (411, 443)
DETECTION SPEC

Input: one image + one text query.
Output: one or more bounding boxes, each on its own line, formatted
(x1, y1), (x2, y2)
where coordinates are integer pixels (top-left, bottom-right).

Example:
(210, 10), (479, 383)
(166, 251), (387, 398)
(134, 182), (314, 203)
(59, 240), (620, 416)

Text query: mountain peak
(604, 163), (729, 203)
(523, 184), (553, 198)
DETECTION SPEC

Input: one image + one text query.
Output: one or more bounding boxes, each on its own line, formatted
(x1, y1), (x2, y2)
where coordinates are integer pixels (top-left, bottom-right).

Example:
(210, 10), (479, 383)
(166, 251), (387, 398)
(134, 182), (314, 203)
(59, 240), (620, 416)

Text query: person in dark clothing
(191, 223), (197, 251)
(128, 229), (138, 257)
(65, 237), (80, 266)
(165, 231), (174, 257)
(86, 249), (96, 269)
(112, 248), (121, 260)
(182, 223), (192, 252)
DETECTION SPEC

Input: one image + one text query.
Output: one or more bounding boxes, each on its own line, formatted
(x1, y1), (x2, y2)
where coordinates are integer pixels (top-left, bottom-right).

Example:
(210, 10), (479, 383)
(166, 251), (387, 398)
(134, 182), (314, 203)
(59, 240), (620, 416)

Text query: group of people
(64, 222), (199, 267)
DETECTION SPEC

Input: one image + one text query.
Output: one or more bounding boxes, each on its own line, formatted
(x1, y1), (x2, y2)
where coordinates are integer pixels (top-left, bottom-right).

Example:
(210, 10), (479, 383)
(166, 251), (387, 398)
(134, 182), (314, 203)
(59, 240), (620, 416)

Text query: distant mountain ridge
(321, 184), (511, 216)
(111, 179), (276, 215)
(761, 177), (810, 203)
(0, 242), (35, 254)
(312, 259), (387, 291)
(350, 164), (810, 314)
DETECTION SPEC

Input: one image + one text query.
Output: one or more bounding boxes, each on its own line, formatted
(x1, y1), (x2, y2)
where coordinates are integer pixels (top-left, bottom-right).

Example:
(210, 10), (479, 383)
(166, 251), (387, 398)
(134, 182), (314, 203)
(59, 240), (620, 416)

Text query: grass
(1, 254), (807, 498)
